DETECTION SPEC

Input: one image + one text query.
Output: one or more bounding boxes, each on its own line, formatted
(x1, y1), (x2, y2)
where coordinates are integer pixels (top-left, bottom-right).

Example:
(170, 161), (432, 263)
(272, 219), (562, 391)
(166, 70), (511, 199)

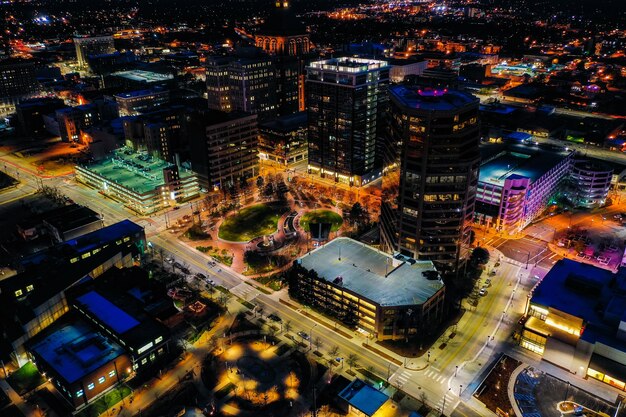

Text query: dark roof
(42, 205), (101, 234)
(259, 111), (307, 132)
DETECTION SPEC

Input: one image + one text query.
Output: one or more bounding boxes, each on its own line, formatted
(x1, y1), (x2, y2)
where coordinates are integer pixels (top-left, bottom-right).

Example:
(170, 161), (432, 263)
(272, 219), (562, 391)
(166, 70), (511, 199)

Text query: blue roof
(64, 219), (143, 255)
(30, 320), (125, 384)
(339, 379), (388, 416)
(531, 259), (613, 325)
(75, 290), (140, 334)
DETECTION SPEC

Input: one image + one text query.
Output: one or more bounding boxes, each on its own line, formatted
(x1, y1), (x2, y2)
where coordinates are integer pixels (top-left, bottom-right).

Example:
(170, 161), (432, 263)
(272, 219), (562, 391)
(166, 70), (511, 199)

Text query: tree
(346, 353), (358, 370)
(470, 247), (490, 266)
(328, 345), (339, 358)
(284, 320), (293, 334)
(313, 337), (323, 352)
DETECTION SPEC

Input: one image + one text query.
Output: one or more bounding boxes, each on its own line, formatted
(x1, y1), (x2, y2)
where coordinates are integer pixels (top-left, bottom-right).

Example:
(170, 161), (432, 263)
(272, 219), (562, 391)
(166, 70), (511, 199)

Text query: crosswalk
(230, 282), (261, 300)
(390, 368), (448, 387)
(424, 369), (447, 384)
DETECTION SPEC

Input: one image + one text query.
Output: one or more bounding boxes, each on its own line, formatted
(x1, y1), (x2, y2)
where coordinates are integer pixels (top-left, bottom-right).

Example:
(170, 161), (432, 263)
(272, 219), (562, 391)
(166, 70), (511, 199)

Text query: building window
(14, 290), (23, 297)
(26, 284), (34, 292)
(109, 370), (116, 378)
(98, 376), (105, 384)
(141, 358), (148, 365)
(88, 383), (95, 390)
(154, 336), (163, 344)
(76, 390), (84, 397)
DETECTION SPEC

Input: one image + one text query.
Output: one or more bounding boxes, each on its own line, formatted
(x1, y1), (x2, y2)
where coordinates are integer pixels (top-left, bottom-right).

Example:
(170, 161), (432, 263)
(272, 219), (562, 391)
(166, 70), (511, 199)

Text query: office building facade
(258, 111), (307, 166)
(189, 110), (259, 191)
(73, 35), (116, 70)
(0, 58), (42, 116)
(380, 86), (480, 273)
(306, 57), (389, 187)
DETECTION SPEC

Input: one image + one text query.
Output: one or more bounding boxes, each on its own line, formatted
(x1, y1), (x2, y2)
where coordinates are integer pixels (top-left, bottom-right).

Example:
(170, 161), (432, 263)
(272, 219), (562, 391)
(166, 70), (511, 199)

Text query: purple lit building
(475, 143), (573, 235)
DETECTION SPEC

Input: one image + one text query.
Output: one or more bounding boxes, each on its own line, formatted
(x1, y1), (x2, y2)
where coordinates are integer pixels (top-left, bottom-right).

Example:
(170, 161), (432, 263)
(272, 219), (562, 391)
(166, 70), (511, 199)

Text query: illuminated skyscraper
(306, 57), (389, 187)
(380, 86), (480, 274)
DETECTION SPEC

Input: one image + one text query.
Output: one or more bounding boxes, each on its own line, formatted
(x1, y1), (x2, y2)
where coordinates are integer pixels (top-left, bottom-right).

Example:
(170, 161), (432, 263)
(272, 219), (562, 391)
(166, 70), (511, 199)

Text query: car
(180, 267), (190, 274)
(268, 314), (281, 322)
(614, 214), (623, 220)
(195, 273), (207, 280)
(172, 206), (180, 210)
(485, 278), (492, 287)
(165, 257), (174, 264)
(206, 279), (216, 286)
(489, 270), (496, 276)
(173, 262), (183, 269)
(479, 287), (487, 296)
(297, 331), (310, 340)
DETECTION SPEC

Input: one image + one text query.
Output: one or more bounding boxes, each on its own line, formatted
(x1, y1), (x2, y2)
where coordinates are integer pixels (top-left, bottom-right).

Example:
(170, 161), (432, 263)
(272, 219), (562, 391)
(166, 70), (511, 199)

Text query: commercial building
(75, 148), (199, 215)
(29, 318), (131, 409)
(189, 109), (258, 191)
(73, 35), (116, 70)
(258, 111), (307, 166)
(15, 97), (65, 137)
(306, 57), (389, 187)
(0, 220), (146, 365)
(475, 143), (573, 235)
(105, 70), (175, 90)
(205, 50), (278, 121)
(380, 86), (480, 274)
(338, 379), (392, 417)
(254, 0), (312, 114)
(388, 58), (428, 83)
(0, 58), (42, 116)
(289, 238), (445, 341)
(568, 159), (613, 209)
(42, 204), (103, 243)
(521, 259), (626, 392)
(56, 104), (102, 143)
(122, 105), (188, 162)
(115, 87), (170, 116)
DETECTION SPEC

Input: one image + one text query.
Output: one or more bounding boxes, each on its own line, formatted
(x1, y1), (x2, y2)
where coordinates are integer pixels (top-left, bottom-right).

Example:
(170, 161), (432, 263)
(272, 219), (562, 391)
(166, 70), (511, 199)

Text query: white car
(479, 288), (487, 296)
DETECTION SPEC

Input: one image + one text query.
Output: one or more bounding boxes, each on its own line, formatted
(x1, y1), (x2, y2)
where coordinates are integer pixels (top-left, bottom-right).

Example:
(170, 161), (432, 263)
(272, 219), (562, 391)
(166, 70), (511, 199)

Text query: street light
(459, 384), (463, 396)
(455, 365), (458, 377)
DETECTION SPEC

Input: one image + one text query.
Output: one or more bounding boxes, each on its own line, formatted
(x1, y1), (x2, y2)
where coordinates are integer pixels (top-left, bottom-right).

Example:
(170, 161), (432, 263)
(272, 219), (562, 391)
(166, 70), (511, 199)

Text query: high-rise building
(306, 57), (389, 187)
(255, 0), (313, 115)
(380, 86), (480, 274)
(205, 50), (278, 121)
(188, 110), (259, 191)
(73, 35), (115, 70)
(0, 58), (42, 116)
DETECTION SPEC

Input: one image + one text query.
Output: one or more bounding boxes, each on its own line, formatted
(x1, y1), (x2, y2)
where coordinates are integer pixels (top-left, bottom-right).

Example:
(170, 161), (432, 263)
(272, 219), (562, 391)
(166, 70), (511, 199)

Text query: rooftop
(338, 379), (389, 417)
(75, 290), (140, 334)
(308, 57), (388, 73)
(30, 319), (125, 384)
(298, 238), (443, 307)
(111, 70), (174, 83)
(42, 204), (101, 234)
(479, 143), (572, 186)
(77, 148), (195, 194)
(114, 87), (168, 99)
(390, 85), (478, 112)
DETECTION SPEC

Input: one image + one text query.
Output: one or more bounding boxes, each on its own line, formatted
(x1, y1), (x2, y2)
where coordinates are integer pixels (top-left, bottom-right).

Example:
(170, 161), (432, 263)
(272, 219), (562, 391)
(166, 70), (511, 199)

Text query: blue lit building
(522, 259), (626, 392)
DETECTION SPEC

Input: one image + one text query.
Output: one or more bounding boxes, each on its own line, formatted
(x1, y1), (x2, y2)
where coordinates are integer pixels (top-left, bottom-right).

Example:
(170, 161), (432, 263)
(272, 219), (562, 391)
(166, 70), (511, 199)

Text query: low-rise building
(75, 148), (199, 214)
(288, 238), (445, 341)
(521, 259), (626, 392)
(115, 87), (170, 116)
(338, 379), (391, 417)
(475, 143), (573, 235)
(0, 220), (146, 365)
(29, 317), (131, 409)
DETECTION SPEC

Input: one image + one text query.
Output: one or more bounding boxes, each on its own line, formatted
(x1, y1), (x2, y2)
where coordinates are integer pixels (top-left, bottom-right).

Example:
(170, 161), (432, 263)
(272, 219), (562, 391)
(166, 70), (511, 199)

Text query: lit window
(98, 376), (105, 384)
(70, 257), (79, 264)
(88, 383), (95, 390)
(81, 252), (91, 259)
(154, 336), (163, 344)
(76, 390), (84, 397)
(26, 285), (34, 292)
(109, 370), (116, 378)
(14, 290), (23, 297)
(141, 358), (148, 365)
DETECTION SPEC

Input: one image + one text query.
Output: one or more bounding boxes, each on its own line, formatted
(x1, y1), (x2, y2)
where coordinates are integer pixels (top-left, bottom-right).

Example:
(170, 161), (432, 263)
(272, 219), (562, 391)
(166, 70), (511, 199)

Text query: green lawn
(7, 362), (45, 395)
(218, 204), (282, 242)
(75, 385), (132, 417)
(300, 210), (343, 232)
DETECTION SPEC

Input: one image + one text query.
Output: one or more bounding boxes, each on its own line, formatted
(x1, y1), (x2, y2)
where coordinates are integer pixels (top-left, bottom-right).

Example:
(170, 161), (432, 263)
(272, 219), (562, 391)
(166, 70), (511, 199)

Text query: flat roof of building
(30, 319), (125, 384)
(339, 379), (388, 417)
(390, 85), (478, 112)
(43, 204), (101, 234)
(479, 143), (571, 186)
(77, 148), (194, 194)
(298, 238), (443, 307)
(308, 57), (389, 73)
(111, 70), (173, 83)
(115, 87), (168, 99)
(75, 290), (140, 334)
